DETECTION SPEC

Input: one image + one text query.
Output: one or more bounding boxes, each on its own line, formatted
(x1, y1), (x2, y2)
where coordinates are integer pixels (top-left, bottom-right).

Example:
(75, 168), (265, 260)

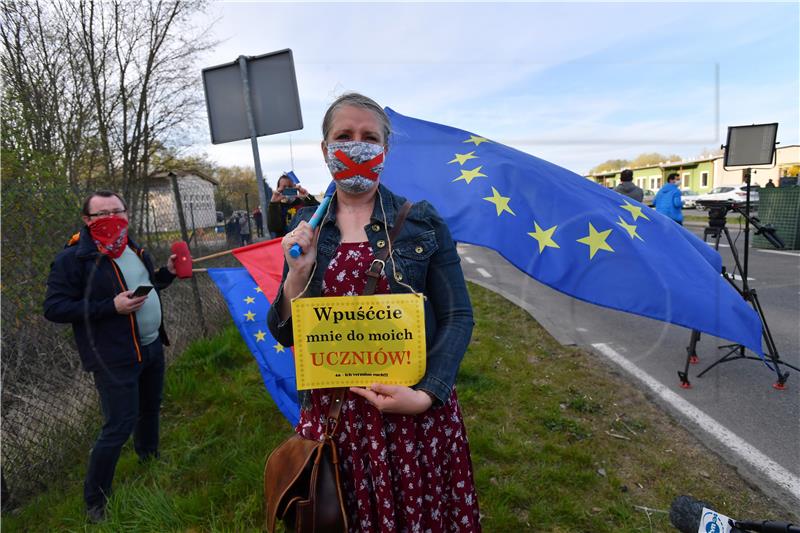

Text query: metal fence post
(170, 172), (208, 335)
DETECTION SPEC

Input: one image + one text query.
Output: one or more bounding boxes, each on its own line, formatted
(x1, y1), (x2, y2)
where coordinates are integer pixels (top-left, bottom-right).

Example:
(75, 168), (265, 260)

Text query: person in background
(252, 206), (264, 238)
(268, 92), (481, 531)
(238, 211), (252, 246)
(614, 169), (644, 202)
(267, 174), (319, 237)
(43, 190), (177, 523)
(225, 214), (239, 247)
(654, 172), (684, 224)
(765, 178), (776, 188)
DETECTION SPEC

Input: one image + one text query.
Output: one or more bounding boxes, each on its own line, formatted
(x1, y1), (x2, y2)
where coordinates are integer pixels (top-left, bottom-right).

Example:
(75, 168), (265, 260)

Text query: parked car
(680, 189), (701, 209)
(641, 189), (655, 207)
(694, 184), (759, 210)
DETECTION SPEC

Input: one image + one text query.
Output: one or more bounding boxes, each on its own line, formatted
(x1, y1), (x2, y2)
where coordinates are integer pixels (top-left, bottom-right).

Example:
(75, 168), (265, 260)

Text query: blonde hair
(321, 92), (390, 144)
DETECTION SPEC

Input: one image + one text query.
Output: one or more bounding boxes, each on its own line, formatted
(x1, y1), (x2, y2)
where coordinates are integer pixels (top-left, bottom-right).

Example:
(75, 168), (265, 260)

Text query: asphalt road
(456, 219), (800, 508)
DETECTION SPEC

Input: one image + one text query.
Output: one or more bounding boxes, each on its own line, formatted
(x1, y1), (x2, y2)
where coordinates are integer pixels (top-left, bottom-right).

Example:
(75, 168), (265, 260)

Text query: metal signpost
(202, 49), (303, 218)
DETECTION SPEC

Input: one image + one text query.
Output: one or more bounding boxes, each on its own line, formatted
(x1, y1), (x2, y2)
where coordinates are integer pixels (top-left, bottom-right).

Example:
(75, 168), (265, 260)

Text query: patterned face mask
(325, 141), (385, 194)
(88, 215), (129, 258)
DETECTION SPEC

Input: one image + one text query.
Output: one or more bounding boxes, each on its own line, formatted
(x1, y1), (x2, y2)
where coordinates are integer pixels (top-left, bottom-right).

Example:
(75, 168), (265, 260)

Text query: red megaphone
(171, 241), (193, 279)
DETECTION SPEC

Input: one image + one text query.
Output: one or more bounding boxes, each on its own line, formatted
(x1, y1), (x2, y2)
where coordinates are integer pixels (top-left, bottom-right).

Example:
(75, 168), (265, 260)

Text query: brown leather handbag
(264, 389), (348, 533)
(264, 200), (412, 532)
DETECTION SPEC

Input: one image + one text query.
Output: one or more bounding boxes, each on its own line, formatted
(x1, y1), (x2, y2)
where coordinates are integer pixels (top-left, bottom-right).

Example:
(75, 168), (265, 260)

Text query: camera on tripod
(696, 199), (784, 249)
(696, 200), (739, 228)
(678, 122), (798, 390)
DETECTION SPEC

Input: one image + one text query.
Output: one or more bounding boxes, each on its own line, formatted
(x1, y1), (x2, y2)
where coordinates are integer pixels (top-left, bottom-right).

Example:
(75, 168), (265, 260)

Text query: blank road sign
(202, 49), (303, 144)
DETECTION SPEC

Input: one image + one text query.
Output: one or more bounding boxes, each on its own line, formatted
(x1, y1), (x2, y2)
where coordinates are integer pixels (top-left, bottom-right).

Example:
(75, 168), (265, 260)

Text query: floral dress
(296, 241), (481, 532)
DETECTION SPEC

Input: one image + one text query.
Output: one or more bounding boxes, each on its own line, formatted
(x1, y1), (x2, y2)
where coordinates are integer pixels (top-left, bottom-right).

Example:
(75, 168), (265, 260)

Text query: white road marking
(758, 249), (800, 257)
(706, 242), (730, 248)
(476, 268), (492, 278)
(464, 256), (476, 264)
(592, 342), (800, 499)
(731, 274), (755, 281)
(576, 327), (588, 332)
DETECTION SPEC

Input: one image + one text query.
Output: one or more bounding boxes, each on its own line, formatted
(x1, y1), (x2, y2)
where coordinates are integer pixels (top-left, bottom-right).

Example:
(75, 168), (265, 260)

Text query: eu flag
(286, 170), (300, 184)
(208, 267), (300, 425)
(380, 108), (763, 356)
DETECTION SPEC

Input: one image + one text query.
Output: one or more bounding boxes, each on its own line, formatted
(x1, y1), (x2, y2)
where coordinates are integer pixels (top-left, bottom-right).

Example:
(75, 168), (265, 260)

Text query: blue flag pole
(289, 181), (336, 258)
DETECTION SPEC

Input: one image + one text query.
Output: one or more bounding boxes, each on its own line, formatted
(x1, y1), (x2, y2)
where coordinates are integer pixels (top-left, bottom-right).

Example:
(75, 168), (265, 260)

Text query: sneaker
(87, 505), (106, 524)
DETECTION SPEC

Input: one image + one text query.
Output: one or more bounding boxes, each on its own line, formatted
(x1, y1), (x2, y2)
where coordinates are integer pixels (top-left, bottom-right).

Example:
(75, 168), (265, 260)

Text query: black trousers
(84, 340), (165, 508)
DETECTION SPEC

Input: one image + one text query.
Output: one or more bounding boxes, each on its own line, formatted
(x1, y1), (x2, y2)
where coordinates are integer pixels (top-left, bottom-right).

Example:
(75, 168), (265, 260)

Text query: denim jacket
(267, 184), (474, 407)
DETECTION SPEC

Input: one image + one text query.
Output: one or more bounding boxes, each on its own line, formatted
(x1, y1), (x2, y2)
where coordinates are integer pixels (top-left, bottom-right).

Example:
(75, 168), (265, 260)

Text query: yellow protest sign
(291, 293), (426, 390)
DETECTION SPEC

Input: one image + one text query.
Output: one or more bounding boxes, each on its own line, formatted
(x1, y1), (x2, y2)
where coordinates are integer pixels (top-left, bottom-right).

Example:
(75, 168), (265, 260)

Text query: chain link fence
(1, 173), (255, 507)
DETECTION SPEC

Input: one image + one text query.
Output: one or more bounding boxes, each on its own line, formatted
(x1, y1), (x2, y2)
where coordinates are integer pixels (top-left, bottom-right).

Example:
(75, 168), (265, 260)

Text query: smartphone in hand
(282, 187), (298, 198)
(131, 285), (154, 298)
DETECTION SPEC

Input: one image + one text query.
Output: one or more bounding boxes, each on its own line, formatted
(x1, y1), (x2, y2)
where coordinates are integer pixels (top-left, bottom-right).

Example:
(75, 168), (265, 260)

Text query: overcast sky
(185, 1), (799, 194)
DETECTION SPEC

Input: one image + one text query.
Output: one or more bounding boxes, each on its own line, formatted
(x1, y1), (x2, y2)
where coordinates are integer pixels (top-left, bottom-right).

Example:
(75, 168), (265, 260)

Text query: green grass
(2, 283), (789, 531)
(683, 212), (747, 224)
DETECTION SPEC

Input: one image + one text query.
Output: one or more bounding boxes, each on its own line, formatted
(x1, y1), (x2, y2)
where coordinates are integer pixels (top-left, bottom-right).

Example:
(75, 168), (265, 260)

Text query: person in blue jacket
(654, 172), (684, 224)
(44, 190), (177, 523)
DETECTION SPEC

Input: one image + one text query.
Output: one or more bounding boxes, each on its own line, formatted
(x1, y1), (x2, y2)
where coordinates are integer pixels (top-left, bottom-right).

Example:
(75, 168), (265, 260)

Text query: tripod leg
(679, 330), (701, 388)
(749, 289), (791, 389)
(723, 227), (747, 284)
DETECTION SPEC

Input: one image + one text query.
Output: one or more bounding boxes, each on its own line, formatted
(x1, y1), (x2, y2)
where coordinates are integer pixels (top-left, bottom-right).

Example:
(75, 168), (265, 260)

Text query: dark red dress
(296, 241), (481, 532)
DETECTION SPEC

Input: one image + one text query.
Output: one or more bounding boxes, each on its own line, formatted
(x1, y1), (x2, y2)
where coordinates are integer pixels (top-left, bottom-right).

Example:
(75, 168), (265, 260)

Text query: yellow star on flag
(577, 223), (615, 259)
(452, 166), (487, 185)
(528, 222), (560, 252)
(448, 151), (478, 165)
(482, 187), (516, 216)
(244, 296), (255, 304)
(254, 286), (263, 293)
(274, 342), (285, 353)
(620, 200), (650, 222)
(616, 216), (644, 241)
(244, 310), (256, 321)
(463, 135), (489, 146)
(254, 330), (266, 342)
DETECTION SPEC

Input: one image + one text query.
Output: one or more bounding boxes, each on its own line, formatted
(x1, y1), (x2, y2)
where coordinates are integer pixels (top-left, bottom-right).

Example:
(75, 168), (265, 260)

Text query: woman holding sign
(267, 93), (480, 532)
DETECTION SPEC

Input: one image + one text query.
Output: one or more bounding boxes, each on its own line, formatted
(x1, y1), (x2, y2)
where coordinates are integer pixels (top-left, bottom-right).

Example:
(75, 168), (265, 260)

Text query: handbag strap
(324, 389), (347, 438)
(364, 200), (413, 296)
(324, 200), (413, 436)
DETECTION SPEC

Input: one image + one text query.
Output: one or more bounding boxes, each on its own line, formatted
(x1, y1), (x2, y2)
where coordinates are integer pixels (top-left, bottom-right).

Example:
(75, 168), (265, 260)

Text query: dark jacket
(44, 226), (175, 372)
(267, 196), (320, 237)
(267, 184), (474, 407)
(614, 181), (644, 203)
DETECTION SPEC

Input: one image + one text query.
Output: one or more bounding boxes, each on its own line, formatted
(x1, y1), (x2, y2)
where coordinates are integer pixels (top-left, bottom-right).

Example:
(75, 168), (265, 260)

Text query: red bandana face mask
(89, 216), (129, 258)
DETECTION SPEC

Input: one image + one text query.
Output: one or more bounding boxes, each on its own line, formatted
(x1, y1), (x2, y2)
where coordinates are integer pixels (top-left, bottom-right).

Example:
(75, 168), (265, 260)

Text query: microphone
(669, 495), (740, 533)
(734, 521), (800, 533)
(670, 495), (799, 533)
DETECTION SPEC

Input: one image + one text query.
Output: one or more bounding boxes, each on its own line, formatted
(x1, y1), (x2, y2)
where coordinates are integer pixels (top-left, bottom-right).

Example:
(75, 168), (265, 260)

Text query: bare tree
(69, 0), (215, 221)
(2, 0), (215, 220)
(1, 0), (96, 194)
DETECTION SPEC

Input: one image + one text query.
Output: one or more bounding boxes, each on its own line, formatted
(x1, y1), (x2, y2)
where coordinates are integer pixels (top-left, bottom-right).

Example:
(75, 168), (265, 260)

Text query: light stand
(677, 123), (797, 390)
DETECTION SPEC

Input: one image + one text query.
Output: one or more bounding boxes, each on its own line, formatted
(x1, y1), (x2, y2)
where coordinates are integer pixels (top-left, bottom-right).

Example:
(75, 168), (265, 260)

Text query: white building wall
(143, 175), (218, 233)
(713, 145), (800, 187)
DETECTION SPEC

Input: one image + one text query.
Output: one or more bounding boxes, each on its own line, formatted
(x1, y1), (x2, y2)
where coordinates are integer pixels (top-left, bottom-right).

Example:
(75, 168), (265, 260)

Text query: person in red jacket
(44, 190), (177, 523)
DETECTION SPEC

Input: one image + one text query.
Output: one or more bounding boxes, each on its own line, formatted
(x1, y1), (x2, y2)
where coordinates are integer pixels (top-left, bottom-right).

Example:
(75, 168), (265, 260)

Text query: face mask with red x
(325, 141), (385, 194)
